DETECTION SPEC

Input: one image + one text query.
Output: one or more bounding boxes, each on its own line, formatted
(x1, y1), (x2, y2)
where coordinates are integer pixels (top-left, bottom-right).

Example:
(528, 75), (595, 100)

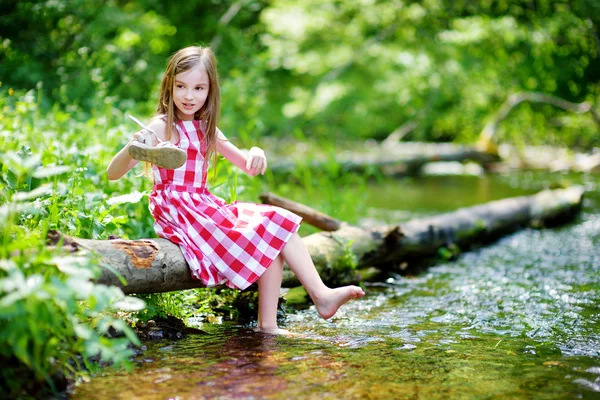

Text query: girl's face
(173, 66), (210, 120)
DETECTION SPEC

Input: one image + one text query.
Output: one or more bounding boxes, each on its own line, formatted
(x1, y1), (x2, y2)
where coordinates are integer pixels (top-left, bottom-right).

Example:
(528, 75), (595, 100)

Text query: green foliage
(0, 253), (143, 396)
(0, 131), (144, 396)
(326, 237), (359, 286)
(2, 0), (598, 148)
(0, 89), (153, 396)
(0, 0), (176, 114)
(0, 0), (600, 147)
(134, 290), (196, 323)
(260, 0), (599, 146)
(0, 0), (268, 130)
(133, 288), (260, 325)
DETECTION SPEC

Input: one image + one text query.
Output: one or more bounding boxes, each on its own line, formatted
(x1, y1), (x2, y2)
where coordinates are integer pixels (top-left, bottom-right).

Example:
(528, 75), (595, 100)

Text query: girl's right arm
(106, 118), (167, 181)
(106, 135), (141, 181)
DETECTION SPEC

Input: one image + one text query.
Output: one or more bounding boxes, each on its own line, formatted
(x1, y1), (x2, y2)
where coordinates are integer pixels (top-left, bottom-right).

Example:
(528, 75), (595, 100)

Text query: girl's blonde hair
(157, 46), (221, 163)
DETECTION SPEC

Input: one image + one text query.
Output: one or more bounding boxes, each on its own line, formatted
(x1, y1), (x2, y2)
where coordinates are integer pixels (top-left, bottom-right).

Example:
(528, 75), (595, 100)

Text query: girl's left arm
(216, 128), (267, 176)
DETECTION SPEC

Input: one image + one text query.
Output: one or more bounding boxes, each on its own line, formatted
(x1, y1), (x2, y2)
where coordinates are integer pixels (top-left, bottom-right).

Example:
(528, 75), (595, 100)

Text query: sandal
(126, 114), (187, 170)
(128, 141), (187, 170)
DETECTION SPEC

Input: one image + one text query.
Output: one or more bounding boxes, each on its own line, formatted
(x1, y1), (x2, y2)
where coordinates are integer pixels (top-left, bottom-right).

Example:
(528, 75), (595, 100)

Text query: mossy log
(62, 186), (583, 294)
(280, 185), (584, 286)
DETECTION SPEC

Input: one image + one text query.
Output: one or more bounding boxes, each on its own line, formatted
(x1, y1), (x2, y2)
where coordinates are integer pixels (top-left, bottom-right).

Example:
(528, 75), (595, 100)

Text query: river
(72, 171), (599, 399)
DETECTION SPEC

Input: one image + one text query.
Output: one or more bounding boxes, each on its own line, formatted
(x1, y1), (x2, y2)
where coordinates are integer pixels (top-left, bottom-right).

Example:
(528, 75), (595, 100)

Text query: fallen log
(495, 144), (600, 173)
(269, 142), (500, 176)
(62, 186), (583, 294)
(280, 185), (585, 287)
(472, 91), (600, 173)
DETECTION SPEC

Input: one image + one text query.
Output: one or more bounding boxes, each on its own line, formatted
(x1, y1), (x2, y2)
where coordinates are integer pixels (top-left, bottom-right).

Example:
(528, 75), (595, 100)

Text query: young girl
(107, 46), (365, 334)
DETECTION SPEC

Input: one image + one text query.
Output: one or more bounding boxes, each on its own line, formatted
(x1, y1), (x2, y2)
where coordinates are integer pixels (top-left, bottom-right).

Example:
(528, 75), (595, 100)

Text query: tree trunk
(61, 186), (583, 294)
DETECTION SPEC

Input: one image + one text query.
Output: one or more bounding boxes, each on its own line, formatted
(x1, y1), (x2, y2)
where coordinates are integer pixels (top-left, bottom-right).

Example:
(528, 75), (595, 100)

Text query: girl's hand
(132, 130), (155, 145)
(127, 130), (154, 148)
(132, 130), (145, 143)
(246, 147), (267, 176)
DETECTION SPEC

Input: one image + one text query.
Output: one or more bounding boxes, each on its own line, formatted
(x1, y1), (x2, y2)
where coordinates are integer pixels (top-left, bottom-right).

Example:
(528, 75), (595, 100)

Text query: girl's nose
(185, 91), (194, 100)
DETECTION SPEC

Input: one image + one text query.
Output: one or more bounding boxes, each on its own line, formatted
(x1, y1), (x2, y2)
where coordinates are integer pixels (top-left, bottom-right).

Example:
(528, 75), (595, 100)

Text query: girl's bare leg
(282, 233), (365, 319)
(256, 255), (287, 333)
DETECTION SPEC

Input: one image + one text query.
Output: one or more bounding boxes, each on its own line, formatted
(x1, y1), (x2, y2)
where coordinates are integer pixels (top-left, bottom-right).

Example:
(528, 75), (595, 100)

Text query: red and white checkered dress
(148, 119), (302, 290)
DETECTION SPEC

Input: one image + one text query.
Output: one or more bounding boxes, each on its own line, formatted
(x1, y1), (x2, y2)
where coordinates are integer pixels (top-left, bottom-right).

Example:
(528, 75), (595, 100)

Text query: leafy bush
(0, 89), (147, 396)
(134, 287), (260, 326)
(0, 252), (143, 397)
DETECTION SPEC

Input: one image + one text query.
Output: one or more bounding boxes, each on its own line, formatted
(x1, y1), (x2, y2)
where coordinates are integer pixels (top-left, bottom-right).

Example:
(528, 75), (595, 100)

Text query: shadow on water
(73, 172), (600, 399)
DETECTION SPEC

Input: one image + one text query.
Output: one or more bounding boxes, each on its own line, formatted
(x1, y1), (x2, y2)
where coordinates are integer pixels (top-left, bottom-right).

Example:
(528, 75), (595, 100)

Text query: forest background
(0, 0), (599, 397)
(2, 0), (599, 147)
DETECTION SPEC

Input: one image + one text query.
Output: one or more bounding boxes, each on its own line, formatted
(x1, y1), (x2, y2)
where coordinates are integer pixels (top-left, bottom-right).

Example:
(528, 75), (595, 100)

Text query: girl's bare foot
(254, 327), (301, 336)
(313, 286), (365, 320)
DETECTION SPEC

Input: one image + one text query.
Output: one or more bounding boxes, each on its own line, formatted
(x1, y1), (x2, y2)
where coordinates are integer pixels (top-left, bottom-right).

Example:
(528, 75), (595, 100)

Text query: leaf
(3, 152), (41, 176)
(0, 259), (18, 273)
(13, 335), (31, 367)
(0, 291), (25, 308)
(74, 324), (93, 340)
(12, 185), (53, 201)
(67, 278), (94, 300)
(52, 255), (95, 280)
(112, 296), (146, 312)
(32, 165), (71, 179)
(0, 202), (40, 222)
(104, 215), (128, 225)
(0, 267), (27, 293)
(107, 191), (147, 206)
(111, 319), (141, 346)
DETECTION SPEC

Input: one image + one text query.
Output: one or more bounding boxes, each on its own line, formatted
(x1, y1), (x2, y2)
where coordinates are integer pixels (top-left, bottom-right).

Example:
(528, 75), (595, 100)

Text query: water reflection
(191, 330), (288, 397)
(74, 329), (291, 399)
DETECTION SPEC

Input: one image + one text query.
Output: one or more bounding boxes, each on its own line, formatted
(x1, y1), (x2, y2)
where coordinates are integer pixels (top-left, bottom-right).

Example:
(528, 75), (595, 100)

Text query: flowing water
(73, 171), (599, 399)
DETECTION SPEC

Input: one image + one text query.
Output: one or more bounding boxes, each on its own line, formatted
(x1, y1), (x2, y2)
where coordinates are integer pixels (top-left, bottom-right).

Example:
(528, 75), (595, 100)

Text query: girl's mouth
(182, 103), (195, 109)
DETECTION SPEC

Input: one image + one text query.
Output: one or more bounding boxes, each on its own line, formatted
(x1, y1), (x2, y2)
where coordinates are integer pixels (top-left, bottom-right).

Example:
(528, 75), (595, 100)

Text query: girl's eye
(196, 87), (203, 91)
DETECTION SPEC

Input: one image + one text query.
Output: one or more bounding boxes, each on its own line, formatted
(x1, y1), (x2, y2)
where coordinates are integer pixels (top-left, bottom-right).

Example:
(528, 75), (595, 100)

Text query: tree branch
(479, 91), (599, 145)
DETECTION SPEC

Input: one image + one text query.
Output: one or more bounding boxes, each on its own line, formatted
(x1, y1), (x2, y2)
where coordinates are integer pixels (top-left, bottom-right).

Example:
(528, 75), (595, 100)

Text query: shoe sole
(128, 142), (187, 170)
